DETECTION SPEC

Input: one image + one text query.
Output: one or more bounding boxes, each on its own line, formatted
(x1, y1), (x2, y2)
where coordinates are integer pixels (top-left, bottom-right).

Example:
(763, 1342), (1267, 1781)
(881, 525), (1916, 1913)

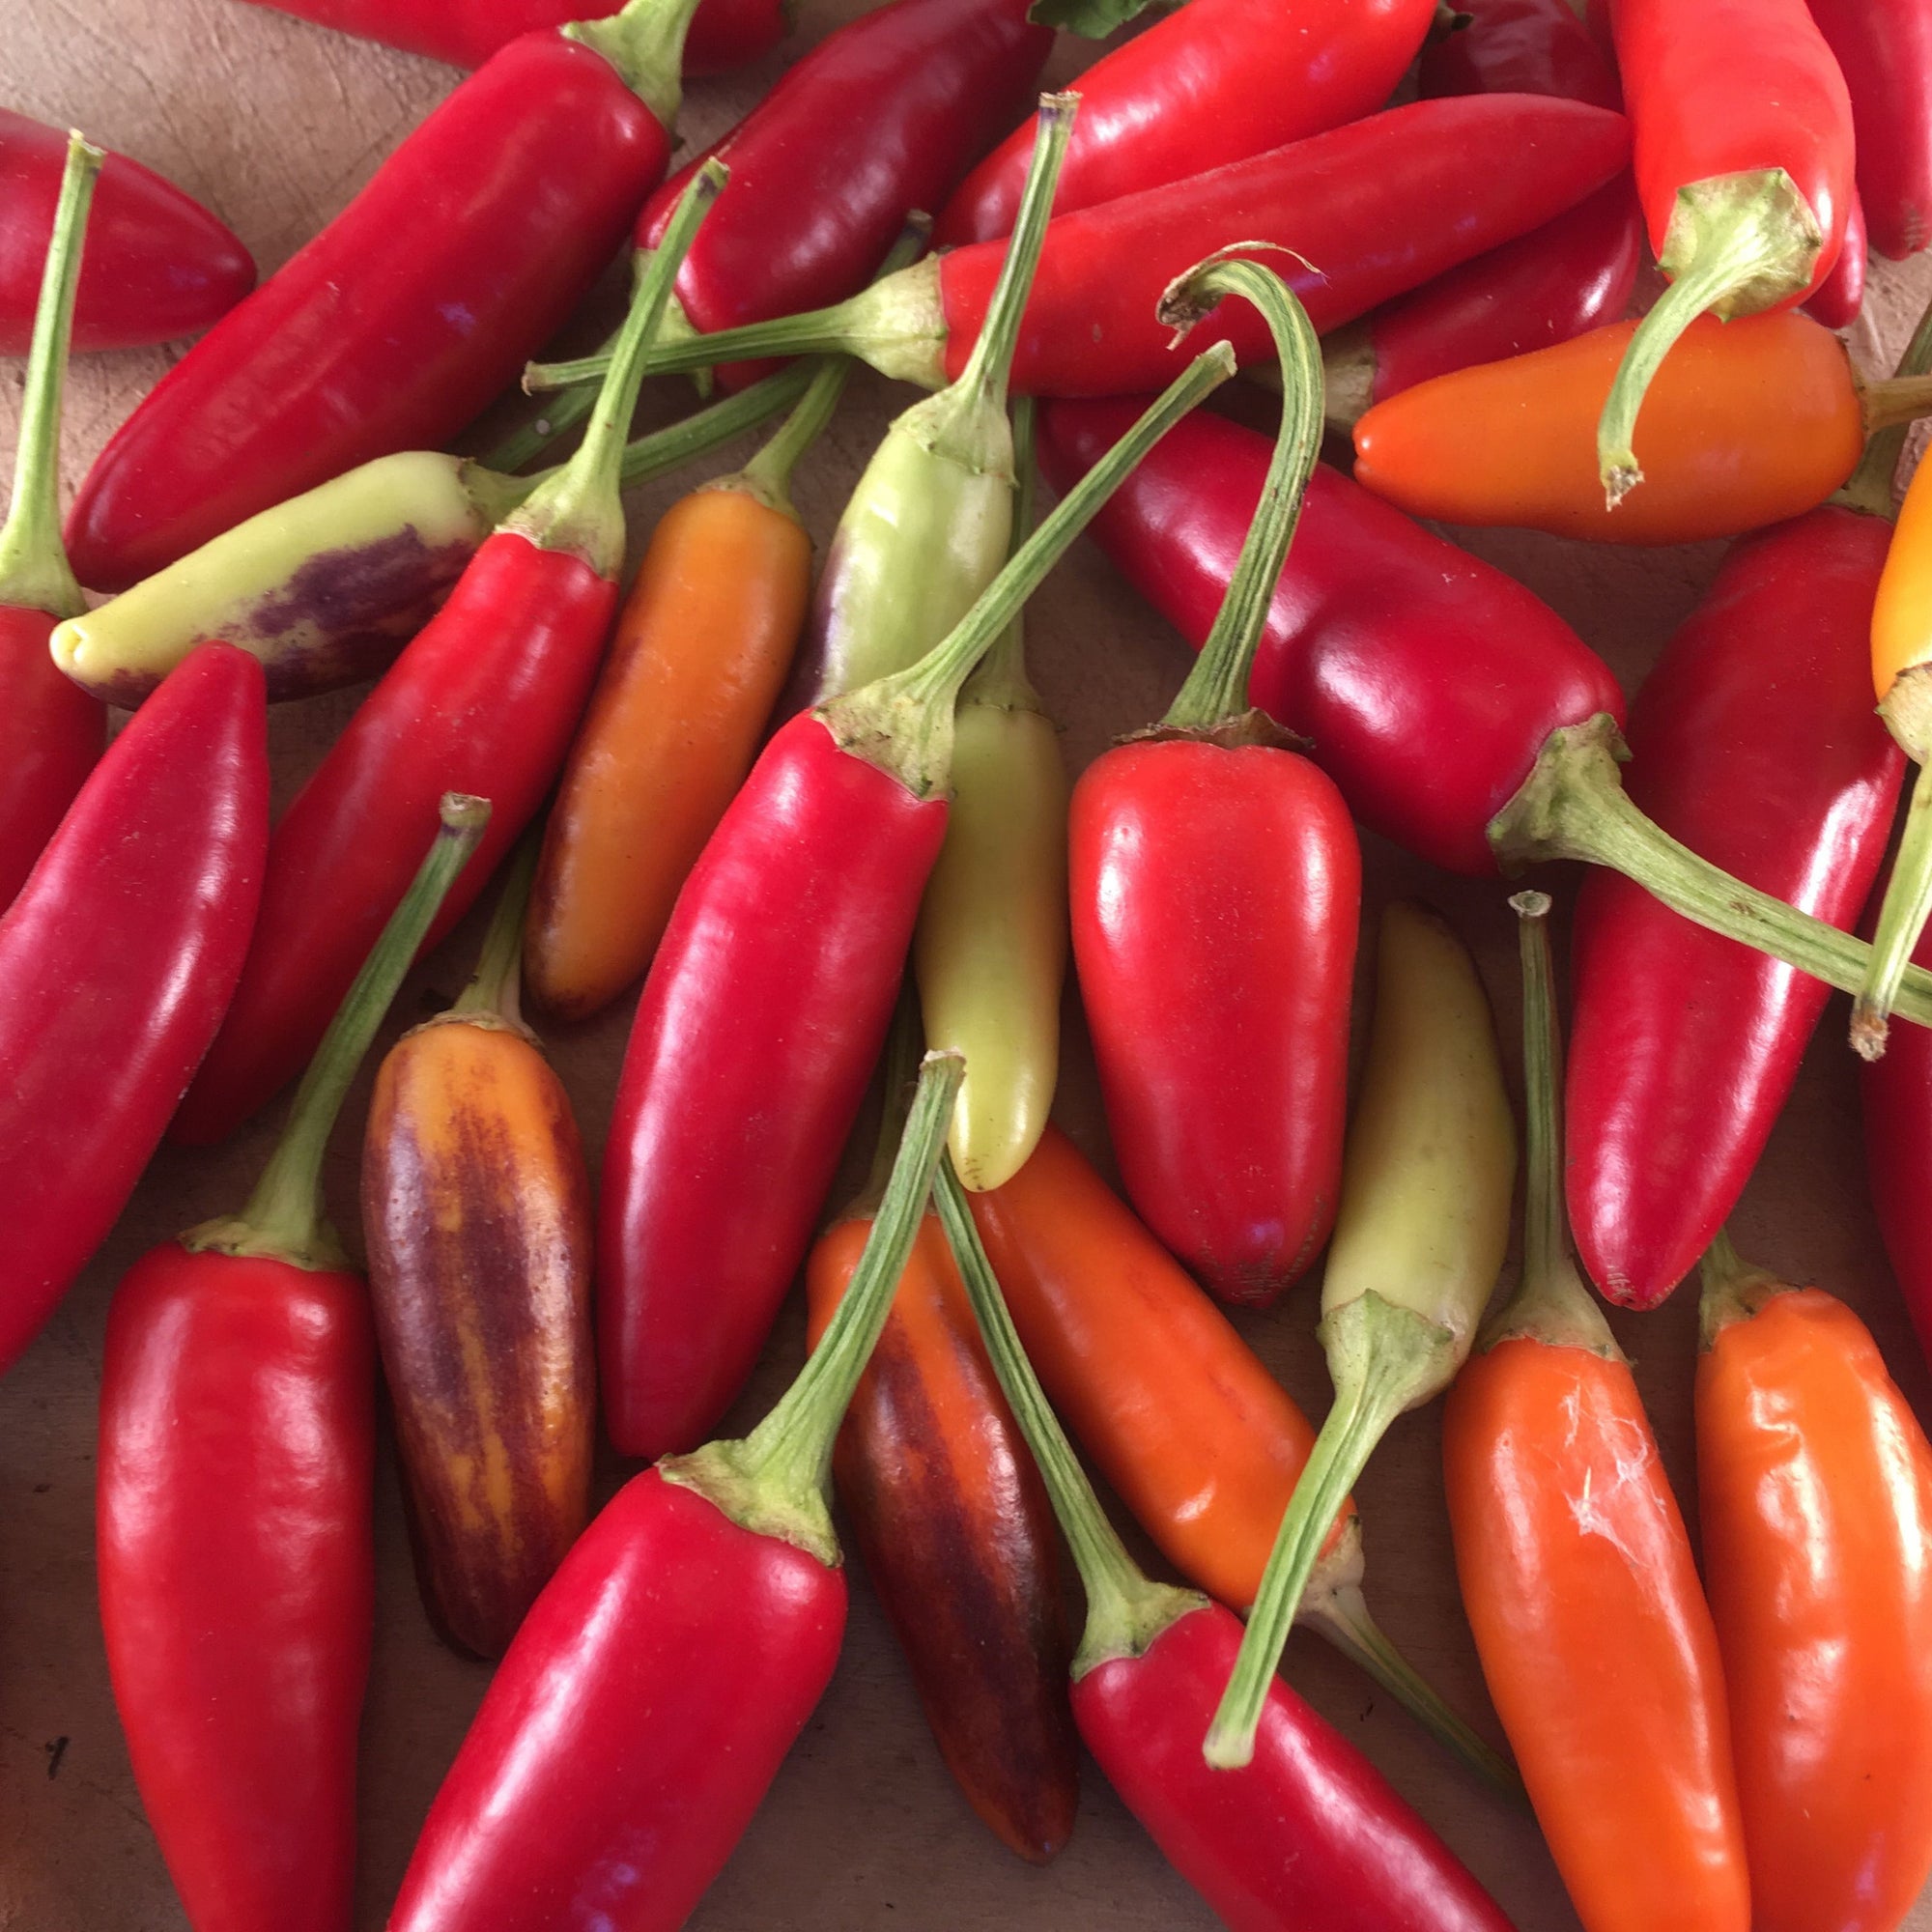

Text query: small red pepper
(1804, 0), (1932, 260)
(1070, 257), (1359, 1306)
(66, 0), (706, 593)
(0, 108), (253, 355)
(168, 168), (723, 1147)
(1420, 0), (1623, 104)
(99, 798), (487, 1932)
(388, 1051), (963, 1932)
(0, 132), (102, 910)
(0, 639), (266, 1373)
(1861, 917), (1932, 1367)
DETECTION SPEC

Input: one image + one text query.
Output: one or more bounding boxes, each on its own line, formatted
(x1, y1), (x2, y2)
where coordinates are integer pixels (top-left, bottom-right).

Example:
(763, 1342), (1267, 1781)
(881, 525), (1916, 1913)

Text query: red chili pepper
(99, 798), (486, 1932)
(930, 1162), (1518, 1932)
(1420, 0), (1624, 105)
(1805, 0), (1932, 260)
(530, 94), (1632, 400)
(65, 0), (704, 593)
(1595, 0), (1856, 497)
(388, 1051), (964, 1932)
(0, 108), (253, 355)
(932, 0), (1435, 247)
(168, 169), (722, 1147)
(1565, 506), (1903, 1310)
(596, 351), (1233, 1460)
(0, 639), (266, 1373)
(1070, 258), (1358, 1307)
(0, 133), (102, 910)
(1862, 918), (1932, 1366)
(1804, 183), (1867, 327)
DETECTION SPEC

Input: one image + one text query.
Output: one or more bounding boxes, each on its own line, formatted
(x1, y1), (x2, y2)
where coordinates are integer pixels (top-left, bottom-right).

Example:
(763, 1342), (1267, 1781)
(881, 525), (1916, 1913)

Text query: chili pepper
(524, 228), (929, 1022)
(1804, 184), (1866, 327)
(1697, 1232), (1932, 1932)
(966, 1123), (1518, 1787)
(1595, 0), (1855, 499)
(1863, 917), (1932, 1364)
(1565, 504), (1903, 1309)
(0, 108), (253, 355)
(596, 345), (1234, 1460)
(0, 133), (102, 910)
(168, 167), (722, 1148)
(803, 1011), (1076, 1861)
(1071, 257), (1358, 1309)
(50, 366), (811, 708)
(1805, 0), (1932, 261)
(1207, 900), (1515, 1768)
(1442, 894), (1749, 1932)
(64, 0), (709, 594)
(1351, 309), (1932, 544)
(931, 0), (1434, 247)
(527, 94), (1632, 401)
(0, 639), (266, 1373)
(237, 0), (785, 77)
(934, 1160), (1519, 1932)
(363, 838), (594, 1659)
(1418, 0), (1623, 106)
(910, 399), (1066, 1191)
(99, 799), (487, 1932)
(387, 1050), (962, 1932)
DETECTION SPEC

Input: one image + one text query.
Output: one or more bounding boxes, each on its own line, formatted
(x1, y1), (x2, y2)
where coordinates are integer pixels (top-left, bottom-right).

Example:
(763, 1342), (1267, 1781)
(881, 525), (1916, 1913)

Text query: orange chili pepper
(1696, 1234), (1932, 1932)
(1441, 894), (1748, 1932)
(1352, 309), (1932, 544)
(968, 1121), (1514, 1789)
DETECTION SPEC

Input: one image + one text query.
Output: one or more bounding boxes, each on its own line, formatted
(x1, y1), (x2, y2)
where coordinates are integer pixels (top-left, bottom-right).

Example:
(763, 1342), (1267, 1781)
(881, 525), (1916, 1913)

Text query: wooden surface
(6, 2), (1932, 1927)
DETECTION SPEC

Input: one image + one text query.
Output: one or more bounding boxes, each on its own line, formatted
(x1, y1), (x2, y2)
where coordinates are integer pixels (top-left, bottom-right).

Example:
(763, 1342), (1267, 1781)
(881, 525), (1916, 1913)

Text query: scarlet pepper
(169, 166), (722, 1146)
(1805, 0), (1932, 261)
(1863, 919), (1932, 1367)
(99, 799), (487, 1932)
(1418, 0), (1623, 106)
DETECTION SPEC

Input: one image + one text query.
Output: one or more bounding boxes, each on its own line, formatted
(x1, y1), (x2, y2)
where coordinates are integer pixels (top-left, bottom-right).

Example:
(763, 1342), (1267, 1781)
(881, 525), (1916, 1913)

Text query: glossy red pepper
(1566, 507), (1903, 1310)
(932, 0), (1435, 246)
(1419, 0), (1624, 105)
(1804, 184), (1866, 327)
(0, 132), (102, 909)
(1070, 260), (1359, 1306)
(170, 171), (720, 1146)
(1805, 0), (1932, 259)
(100, 801), (486, 1932)
(1862, 918), (1932, 1367)
(0, 641), (266, 1374)
(65, 0), (700, 593)
(0, 108), (253, 355)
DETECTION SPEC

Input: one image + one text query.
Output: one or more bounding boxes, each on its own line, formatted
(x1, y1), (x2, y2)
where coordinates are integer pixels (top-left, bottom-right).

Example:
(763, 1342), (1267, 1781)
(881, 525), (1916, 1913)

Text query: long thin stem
(962, 395), (1038, 703)
(1854, 755), (1932, 1057)
(1841, 282), (1932, 515)
(1516, 892), (1564, 1291)
(451, 827), (541, 1027)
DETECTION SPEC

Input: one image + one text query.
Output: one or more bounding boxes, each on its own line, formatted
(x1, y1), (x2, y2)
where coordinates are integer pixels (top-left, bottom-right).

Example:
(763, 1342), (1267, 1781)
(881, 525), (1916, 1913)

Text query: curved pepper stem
(450, 827), (541, 1030)
(0, 131), (100, 621)
(185, 793), (493, 1271)
(1153, 252), (1324, 732)
(1695, 1225), (1795, 1347)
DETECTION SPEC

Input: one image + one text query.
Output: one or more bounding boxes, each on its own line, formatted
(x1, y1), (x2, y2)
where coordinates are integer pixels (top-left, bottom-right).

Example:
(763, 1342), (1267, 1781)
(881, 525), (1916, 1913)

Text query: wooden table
(7, 2), (1932, 1925)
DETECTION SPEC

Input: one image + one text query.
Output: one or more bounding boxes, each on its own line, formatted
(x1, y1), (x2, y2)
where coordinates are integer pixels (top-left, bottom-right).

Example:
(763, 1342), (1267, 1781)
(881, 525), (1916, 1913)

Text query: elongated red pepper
(0, 108), (252, 355)
(1805, 0), (1932, 260)
(1565, 507), (1903, 1309)
(65, 0), (704, 593)
(389, 1051), (962, 1932)
(531, 94), (1632, 400)
(1420, 0), (1623, 104)
(1862, 918), (1932, 1366)
(170, 169), (721, 1147)
(597, 350), (1234, 1460)
(931, 1162), (1517, 1932)
(1071, 259), (1358, 1307)
(100, 799), (485, 1932)
(1596, 0), (1856, 497)
(0, 133), (102, 909)
(0, 640), (266, 1373)
(932, 0), (1434, 246)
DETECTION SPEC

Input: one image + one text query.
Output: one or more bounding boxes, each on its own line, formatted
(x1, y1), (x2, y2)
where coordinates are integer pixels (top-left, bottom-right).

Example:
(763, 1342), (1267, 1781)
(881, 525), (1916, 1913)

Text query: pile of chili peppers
(14, 0), (1932, 1924)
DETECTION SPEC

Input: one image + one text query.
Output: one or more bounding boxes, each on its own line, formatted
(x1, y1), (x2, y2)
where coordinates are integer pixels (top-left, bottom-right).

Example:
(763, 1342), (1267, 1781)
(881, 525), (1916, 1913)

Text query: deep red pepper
(1804, 183), (1867, 327)
(1862, 922), (1932, 1366)
(1419, 0), (1624, 107)
(65, 1), (698, 594)
(1566, 507), (1904, 1309)
(932, 0), (1435, 247)
(0, 108), (253, 355)
(99, 799), (486, 1932)
(1069, 260), (1359, 1307)
(170, 170), (720, 1146)
(1805, 0), (1932, 260)
(0, 641), (267, 1373)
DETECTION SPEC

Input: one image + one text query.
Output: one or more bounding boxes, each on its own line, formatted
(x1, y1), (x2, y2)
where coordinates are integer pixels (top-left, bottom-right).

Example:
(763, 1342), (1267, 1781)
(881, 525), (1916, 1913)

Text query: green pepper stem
(0, 132), (100, 622)
(853, 981), (926, 1211)
(962, 395), (1038, 705)
(564, 0), (706, 129)
(816, 343), (1236, 799)
(1154, 254), (1323, 731)
(450, 828), (541, 1027)
(1854, 749), (1932, 1058)
(511, 159), (724, 576)
(186, 794), (492, 1270)
(933, 1156), (1203, 1673)
(1840, 282), (1932, 516)
(1695, 1226), (1792, 1346)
